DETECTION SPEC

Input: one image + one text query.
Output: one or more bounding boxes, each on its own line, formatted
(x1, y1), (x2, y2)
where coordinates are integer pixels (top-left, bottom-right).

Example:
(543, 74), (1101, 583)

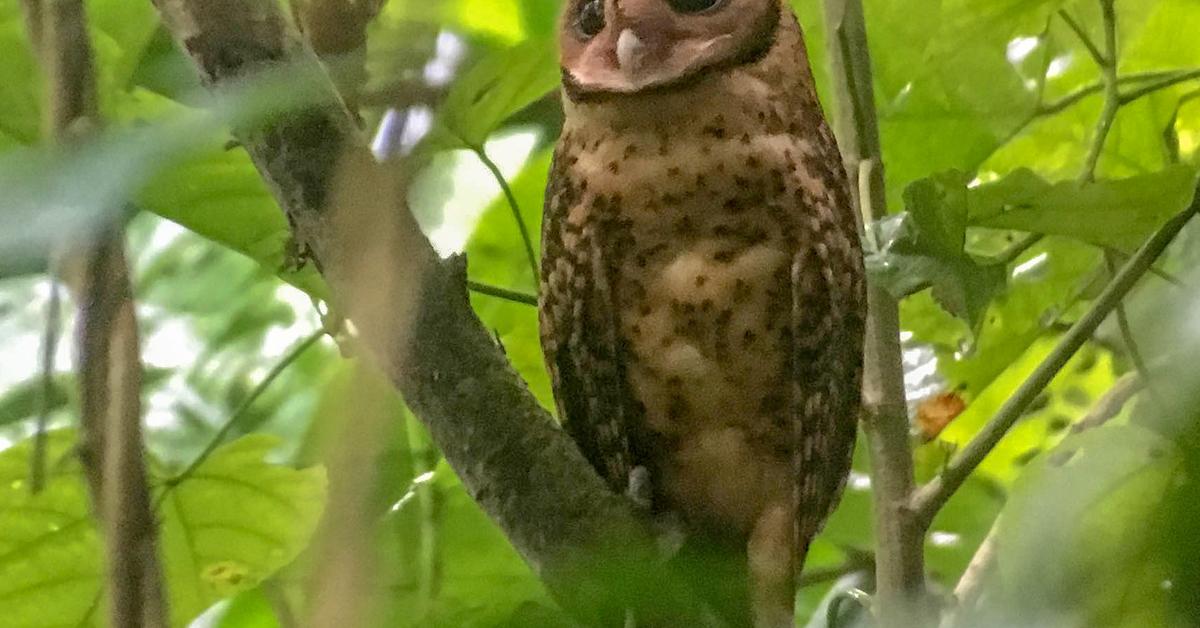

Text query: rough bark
(149, 0), (715, 624)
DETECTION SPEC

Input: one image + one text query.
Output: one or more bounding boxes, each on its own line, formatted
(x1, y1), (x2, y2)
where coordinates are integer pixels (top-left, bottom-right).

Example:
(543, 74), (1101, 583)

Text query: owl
(538, 1), (866, 626)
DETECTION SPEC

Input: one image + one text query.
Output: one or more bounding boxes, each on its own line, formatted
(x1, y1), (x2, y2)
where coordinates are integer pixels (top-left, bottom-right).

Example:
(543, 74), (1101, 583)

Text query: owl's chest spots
(617, 214), (792, 429)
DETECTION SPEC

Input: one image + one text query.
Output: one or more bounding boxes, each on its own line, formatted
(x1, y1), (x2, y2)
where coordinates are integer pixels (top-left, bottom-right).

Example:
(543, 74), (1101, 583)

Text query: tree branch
(29, 0), (168, 625)
(291, 0), (387, 112)
(912, 194), (1199, 522)
(148, 1), (717, 624)
(821, 2), (928, 625)
(83, 240), (170, 628)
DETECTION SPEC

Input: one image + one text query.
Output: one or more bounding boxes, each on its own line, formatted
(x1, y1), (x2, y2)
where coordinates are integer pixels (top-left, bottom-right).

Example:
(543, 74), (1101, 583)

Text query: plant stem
(822, 1), (928, 625)
(1073, 0), (1158, 409)
(467, 280), (538, 306)
(1120, 68), (1200, 105)
(475, 146), (539, 290)
(1079, 0), (1120, 183)
(165, 328), (325, 490)
(912, 197), (1199, 522)
(30, 278), (62, 494)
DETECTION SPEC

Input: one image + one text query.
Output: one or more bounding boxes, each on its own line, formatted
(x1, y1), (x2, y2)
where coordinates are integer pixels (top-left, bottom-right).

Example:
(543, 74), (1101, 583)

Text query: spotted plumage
(539, 1), (865, 626)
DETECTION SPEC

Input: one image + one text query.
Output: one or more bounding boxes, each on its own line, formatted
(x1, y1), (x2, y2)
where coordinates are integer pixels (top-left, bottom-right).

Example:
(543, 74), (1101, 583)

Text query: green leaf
(158, 435), (326, 625)
(866, 173), (1008, 328)
(989, 424), (1178, 626)
(0, 375), (72, 429)
(0, 431), (326, 627)
(0, 368), (171, 429)
(0, 432), (103, 628)
(969, 166), (1200, 250)
(420, 38), (559, 153)
(212, 587), (282, 628)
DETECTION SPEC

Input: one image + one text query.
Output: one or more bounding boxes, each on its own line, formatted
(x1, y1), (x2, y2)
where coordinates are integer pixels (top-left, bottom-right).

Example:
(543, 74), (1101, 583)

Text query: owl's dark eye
(667, 0), (724, 13)
(575, 0), (605, 38)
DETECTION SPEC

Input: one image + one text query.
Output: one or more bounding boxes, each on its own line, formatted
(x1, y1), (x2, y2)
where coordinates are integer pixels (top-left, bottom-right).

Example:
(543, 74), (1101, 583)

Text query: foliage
(0, 431), (325, 626)
(0, 0), (1198, 626)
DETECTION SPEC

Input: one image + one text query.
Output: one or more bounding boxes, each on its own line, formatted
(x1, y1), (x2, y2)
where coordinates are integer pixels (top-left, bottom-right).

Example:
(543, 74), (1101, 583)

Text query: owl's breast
(564, 126), (828, 533)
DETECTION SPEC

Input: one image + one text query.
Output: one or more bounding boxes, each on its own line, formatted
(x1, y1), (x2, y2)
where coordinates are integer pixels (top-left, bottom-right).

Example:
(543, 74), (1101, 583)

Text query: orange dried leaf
(917, 392), (967, 441)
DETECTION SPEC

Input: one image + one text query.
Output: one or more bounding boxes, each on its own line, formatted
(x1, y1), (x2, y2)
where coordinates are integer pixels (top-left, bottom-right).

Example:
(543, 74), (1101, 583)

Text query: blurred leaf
(990, 424), (1178, 626)
(0, 13), (40, 147)
(0, 374), (71, 428)
(386, 464), (551, 627)
(158, 434), (326, 625)
(420, 38), (558, 153)
(0, 368), (171, 428)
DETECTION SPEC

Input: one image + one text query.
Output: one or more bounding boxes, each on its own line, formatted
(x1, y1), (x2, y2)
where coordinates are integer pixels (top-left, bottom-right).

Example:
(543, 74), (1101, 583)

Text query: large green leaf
(0, 432), (103, 628)
(969, 165), (1200, 250)
(0, 432), (326, 627)
(157, 435), (326, 625)
(988, 424), (1178, 626)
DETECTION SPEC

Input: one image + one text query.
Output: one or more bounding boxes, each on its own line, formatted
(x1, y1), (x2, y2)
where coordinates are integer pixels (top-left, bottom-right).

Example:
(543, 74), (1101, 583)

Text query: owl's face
(559, 0), (781, 99)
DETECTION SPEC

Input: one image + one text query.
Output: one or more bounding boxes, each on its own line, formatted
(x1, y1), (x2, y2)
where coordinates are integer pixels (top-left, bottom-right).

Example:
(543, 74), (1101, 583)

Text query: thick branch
(149, 0), (715, 624)
(822, 2), (928, 626)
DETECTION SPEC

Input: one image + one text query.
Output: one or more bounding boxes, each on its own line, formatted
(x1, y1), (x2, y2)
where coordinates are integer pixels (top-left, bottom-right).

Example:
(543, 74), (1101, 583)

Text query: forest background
(1, 0), (1199, 626)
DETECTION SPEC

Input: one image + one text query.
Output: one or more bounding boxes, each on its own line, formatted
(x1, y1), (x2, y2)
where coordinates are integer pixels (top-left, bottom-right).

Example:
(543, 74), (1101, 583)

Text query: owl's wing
(539, 155), (634, 493)
(790, 205), (866, 565)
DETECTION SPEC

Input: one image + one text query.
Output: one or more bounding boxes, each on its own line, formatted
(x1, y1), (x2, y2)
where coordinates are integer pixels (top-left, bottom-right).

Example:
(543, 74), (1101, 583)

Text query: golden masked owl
(538, 0), (866, 625)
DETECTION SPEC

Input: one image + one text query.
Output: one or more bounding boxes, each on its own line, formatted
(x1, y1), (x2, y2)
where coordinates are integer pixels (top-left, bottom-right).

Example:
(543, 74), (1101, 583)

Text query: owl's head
(559, 0), (782, 100)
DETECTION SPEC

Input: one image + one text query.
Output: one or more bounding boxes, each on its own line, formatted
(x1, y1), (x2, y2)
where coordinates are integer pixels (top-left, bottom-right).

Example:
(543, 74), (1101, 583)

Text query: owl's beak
(616, 28), (647, 77)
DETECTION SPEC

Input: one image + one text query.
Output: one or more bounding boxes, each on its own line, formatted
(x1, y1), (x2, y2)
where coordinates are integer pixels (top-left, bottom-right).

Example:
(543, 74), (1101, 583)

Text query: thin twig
(912, 197), (1199, 522)
(1078, 0), (1120, 183)
(1120, 68), (1200, 105)
(1105, 255), (1155, 384)
(1105, 246), (1185, 287)
(475, 147), (539, 288)
(1070, 371), (1144, 434)
(30, 278), (62, 493)
(1058, 9), (1108, 68)
(165, 328), (325, 491)
(467, 280), (538, 306)
(799, 550), (875, 588)
(406, 413), (442, 619)
(989, 67), (1200, 171)
(1072, 0), (1158, 408)
(941, 522), (999, 628)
